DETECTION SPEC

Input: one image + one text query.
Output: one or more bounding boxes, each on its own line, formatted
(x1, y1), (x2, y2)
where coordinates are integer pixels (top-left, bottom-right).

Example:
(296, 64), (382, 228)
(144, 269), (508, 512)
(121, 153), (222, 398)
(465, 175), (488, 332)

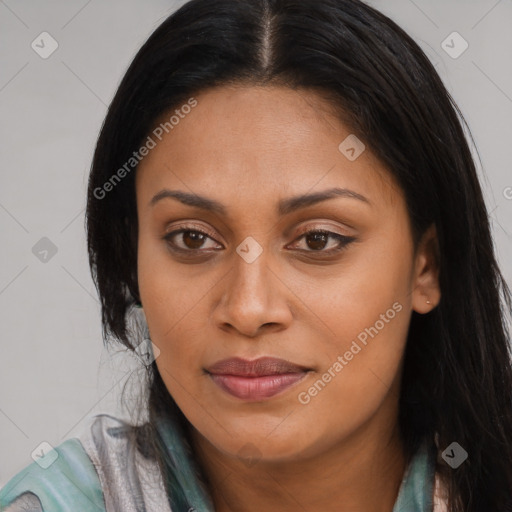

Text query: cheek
(291, 299), (410, 455)
(138, 226), (199, 326)
(289, 235), (413, 418)
(137, 234), (207, 373)
(293, 234), (413, 348)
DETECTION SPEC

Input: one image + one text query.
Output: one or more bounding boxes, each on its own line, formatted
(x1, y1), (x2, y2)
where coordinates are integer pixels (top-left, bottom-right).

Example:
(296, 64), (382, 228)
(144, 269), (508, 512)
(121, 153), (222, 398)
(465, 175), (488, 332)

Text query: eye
(163, 228), (222, 252)
(288, 229), (356, 254)
(163, 227), (355, 256)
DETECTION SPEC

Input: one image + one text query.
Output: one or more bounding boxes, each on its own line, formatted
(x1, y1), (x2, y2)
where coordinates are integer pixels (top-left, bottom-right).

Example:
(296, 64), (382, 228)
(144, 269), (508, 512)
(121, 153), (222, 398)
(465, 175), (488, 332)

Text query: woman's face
(135, 85), (438, 464)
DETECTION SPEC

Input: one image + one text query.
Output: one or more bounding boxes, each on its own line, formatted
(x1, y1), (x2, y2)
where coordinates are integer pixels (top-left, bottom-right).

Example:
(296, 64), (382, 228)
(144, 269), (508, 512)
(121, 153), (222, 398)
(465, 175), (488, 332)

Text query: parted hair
(86, 1), (512, 510)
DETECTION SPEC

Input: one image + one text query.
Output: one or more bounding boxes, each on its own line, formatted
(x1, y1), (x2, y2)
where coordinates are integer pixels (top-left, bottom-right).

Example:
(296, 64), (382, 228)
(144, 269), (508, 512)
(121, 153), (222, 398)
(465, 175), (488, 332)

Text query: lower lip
(210, 373), (307, 401)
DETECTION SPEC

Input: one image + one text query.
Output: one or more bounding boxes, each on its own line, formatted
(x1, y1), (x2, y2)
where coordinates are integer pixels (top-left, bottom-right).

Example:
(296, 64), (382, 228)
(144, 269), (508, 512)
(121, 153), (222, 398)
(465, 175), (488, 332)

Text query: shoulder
(0, 413), (178, 512)
(0, 434), (104, 512)
(0, 414), (165, 512)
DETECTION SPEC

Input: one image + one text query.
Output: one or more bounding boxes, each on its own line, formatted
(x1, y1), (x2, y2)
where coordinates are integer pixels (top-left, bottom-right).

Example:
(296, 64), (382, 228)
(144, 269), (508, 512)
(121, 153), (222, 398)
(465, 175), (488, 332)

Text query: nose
(212, 249), (293, 338)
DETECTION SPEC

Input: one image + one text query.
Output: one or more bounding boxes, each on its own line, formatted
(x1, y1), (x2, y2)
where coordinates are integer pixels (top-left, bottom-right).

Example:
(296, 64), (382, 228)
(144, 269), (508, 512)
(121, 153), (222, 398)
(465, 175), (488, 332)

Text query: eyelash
(291, 229), (356, 254)
(163, 227), (356, 256)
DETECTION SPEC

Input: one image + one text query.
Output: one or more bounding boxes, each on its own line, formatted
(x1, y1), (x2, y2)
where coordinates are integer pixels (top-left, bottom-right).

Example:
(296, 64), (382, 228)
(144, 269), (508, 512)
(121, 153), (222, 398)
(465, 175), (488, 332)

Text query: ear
(411, 223), (441, 314)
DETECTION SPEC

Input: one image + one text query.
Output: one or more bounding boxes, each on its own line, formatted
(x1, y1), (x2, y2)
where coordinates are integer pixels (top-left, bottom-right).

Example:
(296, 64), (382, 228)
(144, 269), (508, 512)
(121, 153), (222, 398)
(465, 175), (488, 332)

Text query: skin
(135, 85), (441, 512)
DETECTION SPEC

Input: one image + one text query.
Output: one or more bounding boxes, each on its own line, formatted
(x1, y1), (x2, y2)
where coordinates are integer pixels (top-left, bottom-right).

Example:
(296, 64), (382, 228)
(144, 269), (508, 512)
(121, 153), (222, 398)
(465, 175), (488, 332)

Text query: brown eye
(182, 230), (207, 249)
(289, 229), (356, 254)
(305, 231), (329, 250)
(164, 229), (222, 252)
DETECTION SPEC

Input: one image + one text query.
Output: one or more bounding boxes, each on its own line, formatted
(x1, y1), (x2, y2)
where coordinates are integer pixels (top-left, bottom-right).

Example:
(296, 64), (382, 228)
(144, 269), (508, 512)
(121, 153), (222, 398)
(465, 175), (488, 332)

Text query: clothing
(0, 412), (447, 511)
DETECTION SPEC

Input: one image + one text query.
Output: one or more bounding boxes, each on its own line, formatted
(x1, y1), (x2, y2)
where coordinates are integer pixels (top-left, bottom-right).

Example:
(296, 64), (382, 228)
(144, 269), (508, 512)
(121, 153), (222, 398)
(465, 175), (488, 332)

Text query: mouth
(205, 357), (311, 401)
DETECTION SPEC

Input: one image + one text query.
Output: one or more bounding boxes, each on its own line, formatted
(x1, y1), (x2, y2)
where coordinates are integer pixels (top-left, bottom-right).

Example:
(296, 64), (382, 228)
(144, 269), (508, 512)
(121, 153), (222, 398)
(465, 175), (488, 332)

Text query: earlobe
(411, 224), (441, 314)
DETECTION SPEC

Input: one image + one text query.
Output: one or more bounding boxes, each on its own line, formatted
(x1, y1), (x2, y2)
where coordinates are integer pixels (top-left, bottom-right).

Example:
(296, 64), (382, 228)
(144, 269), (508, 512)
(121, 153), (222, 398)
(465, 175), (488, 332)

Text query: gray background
(1, 0), (511, 487)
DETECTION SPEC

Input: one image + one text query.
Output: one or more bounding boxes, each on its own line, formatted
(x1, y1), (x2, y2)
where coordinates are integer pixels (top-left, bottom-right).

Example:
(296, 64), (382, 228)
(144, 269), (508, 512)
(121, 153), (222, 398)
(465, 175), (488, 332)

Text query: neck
(190, 404), (406, 512)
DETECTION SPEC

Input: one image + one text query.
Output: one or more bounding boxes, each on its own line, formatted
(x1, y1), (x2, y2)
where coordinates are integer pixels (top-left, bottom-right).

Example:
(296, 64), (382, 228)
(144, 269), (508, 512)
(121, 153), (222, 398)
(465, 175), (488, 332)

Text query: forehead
(135, 85), (401, 212)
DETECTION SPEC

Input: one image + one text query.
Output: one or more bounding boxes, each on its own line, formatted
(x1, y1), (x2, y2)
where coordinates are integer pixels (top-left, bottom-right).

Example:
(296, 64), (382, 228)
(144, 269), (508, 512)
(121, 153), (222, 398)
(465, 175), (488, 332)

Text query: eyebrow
(278, 187), (370, 215)
(149, 187), (370, 215)
(150, 189), (227, 215)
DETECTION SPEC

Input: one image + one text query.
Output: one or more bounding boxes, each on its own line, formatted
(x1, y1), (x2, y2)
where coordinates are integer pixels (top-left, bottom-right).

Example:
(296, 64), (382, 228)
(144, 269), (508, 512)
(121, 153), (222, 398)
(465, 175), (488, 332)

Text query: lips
(206, 357), (310, 401)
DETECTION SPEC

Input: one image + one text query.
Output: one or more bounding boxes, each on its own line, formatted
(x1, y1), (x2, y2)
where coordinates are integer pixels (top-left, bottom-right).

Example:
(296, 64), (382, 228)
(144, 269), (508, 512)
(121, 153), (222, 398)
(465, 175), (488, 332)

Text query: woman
(1, 0), (511, 510)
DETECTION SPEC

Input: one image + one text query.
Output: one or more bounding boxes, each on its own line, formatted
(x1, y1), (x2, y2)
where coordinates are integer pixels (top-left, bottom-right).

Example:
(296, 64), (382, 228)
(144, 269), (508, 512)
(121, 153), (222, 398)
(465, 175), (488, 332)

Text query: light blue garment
(0, 411), (436, 512)
(393, 440), (435, 512)
(0, 438), (105, 511)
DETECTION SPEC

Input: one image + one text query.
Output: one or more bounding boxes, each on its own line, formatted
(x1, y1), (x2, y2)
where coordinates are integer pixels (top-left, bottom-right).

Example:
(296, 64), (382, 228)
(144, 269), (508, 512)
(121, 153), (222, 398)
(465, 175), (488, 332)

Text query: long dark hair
(85, 0), (512, 509)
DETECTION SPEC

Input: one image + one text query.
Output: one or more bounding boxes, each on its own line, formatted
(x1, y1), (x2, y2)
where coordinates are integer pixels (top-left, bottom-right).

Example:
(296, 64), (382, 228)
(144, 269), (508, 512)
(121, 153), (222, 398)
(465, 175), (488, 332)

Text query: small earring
(426, 299), (431, 305)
